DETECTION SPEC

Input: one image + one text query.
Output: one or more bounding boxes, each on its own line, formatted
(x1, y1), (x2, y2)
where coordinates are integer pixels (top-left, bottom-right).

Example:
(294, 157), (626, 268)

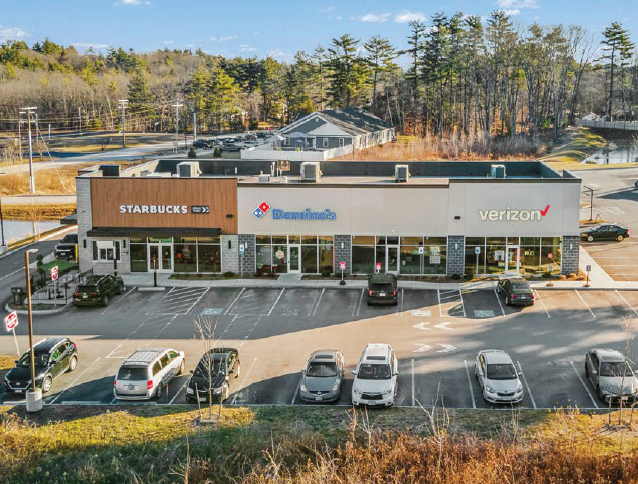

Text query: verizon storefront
(77, 161), (581, 278)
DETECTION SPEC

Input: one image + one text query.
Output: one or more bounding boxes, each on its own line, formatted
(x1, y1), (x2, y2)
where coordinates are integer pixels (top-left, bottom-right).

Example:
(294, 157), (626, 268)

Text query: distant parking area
(2, 286), (638, 410)
(581, 240), (638, 281)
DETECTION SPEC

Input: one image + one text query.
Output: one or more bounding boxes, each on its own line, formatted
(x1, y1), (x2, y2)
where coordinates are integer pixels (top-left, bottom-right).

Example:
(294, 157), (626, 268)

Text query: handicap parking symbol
(474, 309), (495, 319)
(200, 308), (224, 316)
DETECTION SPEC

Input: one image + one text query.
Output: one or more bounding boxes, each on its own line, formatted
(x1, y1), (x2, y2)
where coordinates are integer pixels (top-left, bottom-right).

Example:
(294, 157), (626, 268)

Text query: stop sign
(51, 266), (59, 281)
(4, 312), (18, 332)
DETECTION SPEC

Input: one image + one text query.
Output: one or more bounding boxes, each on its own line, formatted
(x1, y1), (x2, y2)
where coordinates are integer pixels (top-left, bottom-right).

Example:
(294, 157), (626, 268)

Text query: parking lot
(2, 285), (638, 410)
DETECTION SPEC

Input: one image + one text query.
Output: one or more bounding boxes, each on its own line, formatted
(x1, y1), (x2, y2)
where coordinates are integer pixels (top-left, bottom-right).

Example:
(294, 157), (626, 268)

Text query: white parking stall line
(224, 288), (245, 315)
(101, 287), (136, 315)
(355, 288), (365, 317)
(464, 360), (476, 409)
(267, 288), (285, 316)
(110, 397), (117, 404)
(395, 289), (404, 316)
(615, 290), (638, 317)
(494, 289), (506, 317)
(411, 359), (415, 407)
(308, 287), (326, 316)
(162, 292), (204, 304)
(231, 357), (258, 405)
(437, 289), (443, 317)
(183, 288), (210, 315)
(169, 379), (190, 405)
(163, 286), (177, 298)
(532, 289), (551, 318)
(291, 374), (303, 404)
(570, 360), (598, 408)
(517, 361), (536, 409)
(458, 289), (467, 318)
(576, 290), (596, 319)
(0, 268), (23, 282)
(48, 357), (102, 404)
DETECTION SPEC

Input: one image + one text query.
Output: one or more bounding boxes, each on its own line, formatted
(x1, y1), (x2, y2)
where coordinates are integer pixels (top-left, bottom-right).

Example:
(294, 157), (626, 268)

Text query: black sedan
(186, 348), (240, 403)
(3, 337), (78, 394)
(496, 277), (535, 306)
(367, 273), (398, 306)
(580, 223), (630, 242)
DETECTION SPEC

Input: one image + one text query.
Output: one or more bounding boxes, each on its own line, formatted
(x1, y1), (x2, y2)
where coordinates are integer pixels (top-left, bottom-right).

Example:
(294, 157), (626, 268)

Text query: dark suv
(367, 273), (398, 306)
(3, 337), (78, 394)
(186, 348), (240, 403)
(496, 277), (535, 306)
(73, 274), (124, 307)
(53, 234), (78, 260)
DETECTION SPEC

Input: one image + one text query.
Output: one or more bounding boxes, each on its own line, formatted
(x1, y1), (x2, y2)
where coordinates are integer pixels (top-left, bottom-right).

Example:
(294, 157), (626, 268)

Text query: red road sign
(51, 266), (59, 281)
(376, 263), (382, 272)
(340, 261), (346, 270)
(4, 312), (18, 332)
(548, 253), (553, 260)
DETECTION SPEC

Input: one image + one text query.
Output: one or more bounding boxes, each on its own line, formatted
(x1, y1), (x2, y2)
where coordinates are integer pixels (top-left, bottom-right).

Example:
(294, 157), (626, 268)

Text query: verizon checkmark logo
(479, 205), (550, 222)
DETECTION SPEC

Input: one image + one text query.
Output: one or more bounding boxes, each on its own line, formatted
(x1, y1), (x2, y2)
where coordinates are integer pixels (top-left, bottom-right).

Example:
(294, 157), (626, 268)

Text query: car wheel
(102, 295), (109, 307)
(587, 235), (594, 242)
(116, 284), (124, 295)
(635, 180), (638, 188)
(67, 355), (78, 372)
(585, 362), (589, 377)
(618, 235), (624, 242)
(597, 385), (605, 402)
(155, 383), (163, 400)
(178, 359), (185, 375)
(42, 375), (53, 394)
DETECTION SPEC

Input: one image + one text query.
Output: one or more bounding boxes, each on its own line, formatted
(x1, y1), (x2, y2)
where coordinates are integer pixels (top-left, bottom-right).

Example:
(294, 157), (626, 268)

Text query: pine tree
(127, 70), (154, 128)
(364, 36), (397, 112)
(327, 34), (369, 107)
(600, 22), (635, 118)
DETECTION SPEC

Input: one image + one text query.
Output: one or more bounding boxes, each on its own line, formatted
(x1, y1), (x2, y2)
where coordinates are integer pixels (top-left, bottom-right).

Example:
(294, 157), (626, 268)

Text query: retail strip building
(77, 160), (581, 278)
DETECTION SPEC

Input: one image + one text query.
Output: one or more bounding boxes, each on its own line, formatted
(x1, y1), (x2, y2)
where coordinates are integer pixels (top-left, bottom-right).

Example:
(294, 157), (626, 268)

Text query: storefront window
(301, 246), (318, 273)
(256, 235), (271, 244)
(353, 236), (375, 245)
(130, 244), (148, 272)
(352, 245), (374, 274)
(485, 243), (506, 274)
(255, 235), (331, 274)
(174, 243), (197, 273)
(319, 244), (333, 274)
(256, 245), (273, 274)
(198, 244), (221, 273)
(272, 236), (287, 245)
(423, 244), (446, 274)
(465, 242), (485, 277)
(400, 246), (421, 274)
(301, 235), (318, 244)
(541, 243), (561, 275)
(375, 246), (386, 272)
(272, 244), (287, 273)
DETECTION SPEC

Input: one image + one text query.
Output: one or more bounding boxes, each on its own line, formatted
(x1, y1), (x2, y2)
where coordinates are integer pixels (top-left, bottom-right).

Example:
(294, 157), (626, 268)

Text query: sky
(0, 0), (636, 62)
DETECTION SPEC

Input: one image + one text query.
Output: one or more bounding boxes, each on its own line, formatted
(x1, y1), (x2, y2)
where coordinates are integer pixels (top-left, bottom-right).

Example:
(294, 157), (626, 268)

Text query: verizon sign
(479, 205), (550, 222)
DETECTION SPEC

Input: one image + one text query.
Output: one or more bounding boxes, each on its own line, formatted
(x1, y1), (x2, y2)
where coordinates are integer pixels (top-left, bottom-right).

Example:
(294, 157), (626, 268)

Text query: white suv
(114, 348), (185, 400)
(352, 343), (398, 407)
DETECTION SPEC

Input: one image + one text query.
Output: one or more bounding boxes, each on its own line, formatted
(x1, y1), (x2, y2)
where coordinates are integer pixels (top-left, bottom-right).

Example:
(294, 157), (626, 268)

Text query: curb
(4, 301), (71, 315)
(137, 287), (166, 292)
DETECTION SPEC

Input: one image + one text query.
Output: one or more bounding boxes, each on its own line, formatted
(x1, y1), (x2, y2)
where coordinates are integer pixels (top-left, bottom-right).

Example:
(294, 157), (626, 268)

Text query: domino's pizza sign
(252, 201), (336, 221)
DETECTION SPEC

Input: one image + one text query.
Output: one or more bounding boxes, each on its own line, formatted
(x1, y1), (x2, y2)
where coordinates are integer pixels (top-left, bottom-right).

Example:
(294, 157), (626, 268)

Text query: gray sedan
(585, 348), (638, 404)
(299, 350), (345, 403)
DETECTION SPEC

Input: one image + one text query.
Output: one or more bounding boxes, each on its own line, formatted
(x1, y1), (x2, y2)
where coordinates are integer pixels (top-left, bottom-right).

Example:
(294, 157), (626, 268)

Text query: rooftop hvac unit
(177, 161), (201, 178)
(395, 164), (410, 183)
(300, 162), (321, 182)
(146, 172), (171, 177)
(100, 164), (120, 177)
(258, 174), (271, 183)
(490, 164), (506, 179)
(278, 176), (288, 184)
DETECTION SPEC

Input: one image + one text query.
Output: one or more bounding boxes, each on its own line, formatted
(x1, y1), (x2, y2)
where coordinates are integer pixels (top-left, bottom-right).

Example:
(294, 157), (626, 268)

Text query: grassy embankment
(1, 401), (638, 483)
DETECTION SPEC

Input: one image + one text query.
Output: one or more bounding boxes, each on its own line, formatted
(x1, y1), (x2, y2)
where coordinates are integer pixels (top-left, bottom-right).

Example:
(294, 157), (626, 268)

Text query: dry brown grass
(335, 133), (548, 162)
(1, 203), (76, 220)
(0, 163), (111, 195)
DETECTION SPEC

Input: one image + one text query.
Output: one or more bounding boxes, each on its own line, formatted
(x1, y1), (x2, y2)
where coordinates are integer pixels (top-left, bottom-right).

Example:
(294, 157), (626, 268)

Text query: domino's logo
(253, 201), (270, 219)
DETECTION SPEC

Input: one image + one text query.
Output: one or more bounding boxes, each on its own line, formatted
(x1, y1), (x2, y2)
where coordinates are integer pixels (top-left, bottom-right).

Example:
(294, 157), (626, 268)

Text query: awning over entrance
(87, 227), (221, 237)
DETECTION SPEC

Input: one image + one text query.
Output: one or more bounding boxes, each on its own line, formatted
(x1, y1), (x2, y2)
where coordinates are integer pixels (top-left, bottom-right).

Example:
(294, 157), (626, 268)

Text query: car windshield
(370, 283), (394, 291)
(61, 235), (77, 243)
(17, 352), (50, 368)
(486, 363), (518, 380)
(194, 357), (226, 377)
(307, 361), (338, 377)
(357, 363), (391, 380)
(600, 361), (633, 377)
(78, 285), (97, 292)
(512, 283), (531, 294)
(117, 367), (147, 381)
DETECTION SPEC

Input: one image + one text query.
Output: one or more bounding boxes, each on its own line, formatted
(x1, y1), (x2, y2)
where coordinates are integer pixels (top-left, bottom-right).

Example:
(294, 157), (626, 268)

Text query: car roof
(363, 343), (392, 362)
(83, 275), (110, 285)
(310, 350), (339, 362)
(594, 348), (626, 361)
(369, 273), (396, 283)
(480, 349), (513, 364)
(34, 337), (68, 353)
(498, 275), (527, 283)
(122, 348), (169, 366)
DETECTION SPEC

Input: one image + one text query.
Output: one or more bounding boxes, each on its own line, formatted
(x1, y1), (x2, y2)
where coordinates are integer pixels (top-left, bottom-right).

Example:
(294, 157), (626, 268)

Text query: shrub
(451, 273), (461, 280)
(223, 271), (235, 278)
(213, 147), (222, 158)
(322, 270), (332, 277)
(187, 146), (197, 158)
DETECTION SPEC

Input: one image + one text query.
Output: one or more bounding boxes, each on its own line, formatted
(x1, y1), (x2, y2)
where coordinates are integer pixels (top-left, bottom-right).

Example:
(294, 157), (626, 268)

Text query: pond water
(583, 145), (638, 164)
(1, 220), (61, 244)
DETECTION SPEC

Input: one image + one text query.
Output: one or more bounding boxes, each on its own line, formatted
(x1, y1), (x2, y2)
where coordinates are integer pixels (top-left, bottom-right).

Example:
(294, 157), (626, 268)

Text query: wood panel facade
(90, 178), (238, 233)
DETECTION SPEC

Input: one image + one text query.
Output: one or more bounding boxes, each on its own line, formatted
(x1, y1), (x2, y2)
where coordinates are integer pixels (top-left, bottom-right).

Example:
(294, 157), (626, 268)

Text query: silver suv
(114, 348), (185, 400)
(585, 348), (638, 404)
(475, 350), (523, 404)
(352, 343), (398, 407)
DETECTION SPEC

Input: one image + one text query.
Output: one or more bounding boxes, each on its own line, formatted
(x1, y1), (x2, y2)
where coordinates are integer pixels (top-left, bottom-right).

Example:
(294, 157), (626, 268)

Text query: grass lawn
(1, 203), (76, 221)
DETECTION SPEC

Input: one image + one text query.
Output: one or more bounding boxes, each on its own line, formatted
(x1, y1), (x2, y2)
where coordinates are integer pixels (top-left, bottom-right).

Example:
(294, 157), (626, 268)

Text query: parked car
(580, 223), (630, 242)
(114, 348), (185, 400)
(73, 274), (124, 307)
(221, 143), (241, 152)
(474, 349), (523, 404)
(585, 348), (638, 404)
(192, 139), (207, 149)
(53, 233), (78, 260)
(4, 337), (78, 394)
(367, 273), (398, 305)
(299, 350), (345, 403)
(352, 343), (398, 407)
(186, 348), (240, 403)
(496, 276), (535, 306)
(256, 132), (266, 138)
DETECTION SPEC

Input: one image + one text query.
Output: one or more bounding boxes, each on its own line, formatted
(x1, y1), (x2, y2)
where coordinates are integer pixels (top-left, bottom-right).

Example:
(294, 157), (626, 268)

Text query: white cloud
(72, 43), (110, 51)
(335, 15), (342, 20)
(163, 40), (173, 45)
(209, 35), (238, 42)
(501, 8), (521, 15)
(494, 0), (538, 8)
(253, 31), (261, 35)
(0, 26), (26, 42)
(353, 12), (392, 22)
(240, 44), (257, 53)
(114, 0), (152, 5)
(394, 10), (426, 23)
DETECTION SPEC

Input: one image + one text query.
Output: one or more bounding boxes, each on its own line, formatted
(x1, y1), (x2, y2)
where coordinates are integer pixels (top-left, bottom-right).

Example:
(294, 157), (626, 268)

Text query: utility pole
(118, 99), (128, 148)
(48, 124), (50, 139)
(172, 101), (183, 153)
(193, 110), (197, 141)
(21, 107), (36, 194)
(18, 111), (25, 161)
(78, 107), (82, 132)
(0, 173), (6, 254)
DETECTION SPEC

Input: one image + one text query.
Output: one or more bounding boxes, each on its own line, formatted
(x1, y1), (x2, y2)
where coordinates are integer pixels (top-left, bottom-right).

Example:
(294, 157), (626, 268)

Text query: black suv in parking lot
(3, 337), (78, 394)
(53, 234), (78, 260)
(580, 223), (630, 242)
(186, 348), (240, 403)
(73, 274), (124, 307)
(367, 273), (398, 305)
(496, 277), (535, 306)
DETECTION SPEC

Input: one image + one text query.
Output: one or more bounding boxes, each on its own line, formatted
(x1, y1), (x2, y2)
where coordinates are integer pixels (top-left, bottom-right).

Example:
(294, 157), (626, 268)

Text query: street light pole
(18, 111), (25, 161)
(118, 99), (128, 148)
(24, 248), (42, 412)
(21, 107), (36, 194)
(193, 110), (197, 142)
(172, 102), (183, 153)
(0, 173), (6, 254)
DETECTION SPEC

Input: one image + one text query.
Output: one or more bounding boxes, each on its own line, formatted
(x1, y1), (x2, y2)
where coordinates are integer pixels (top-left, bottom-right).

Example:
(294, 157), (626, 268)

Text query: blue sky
(1, 0), (636, 62)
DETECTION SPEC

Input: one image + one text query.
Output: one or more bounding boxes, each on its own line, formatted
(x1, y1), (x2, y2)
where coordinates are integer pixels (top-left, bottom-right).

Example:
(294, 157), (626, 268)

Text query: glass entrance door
(287, 245), (301, 273)
(506, 246), (520, 274)
(386, 245), (399, 274)
(148, 244), (173, 272)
